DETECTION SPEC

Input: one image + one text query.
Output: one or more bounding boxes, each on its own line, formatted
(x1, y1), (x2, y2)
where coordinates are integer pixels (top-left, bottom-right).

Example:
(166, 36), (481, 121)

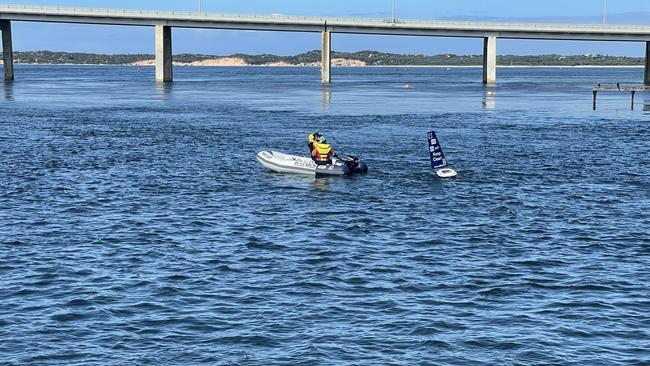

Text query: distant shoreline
(5, 62), (644, 69)
(6, 50), (645, 68)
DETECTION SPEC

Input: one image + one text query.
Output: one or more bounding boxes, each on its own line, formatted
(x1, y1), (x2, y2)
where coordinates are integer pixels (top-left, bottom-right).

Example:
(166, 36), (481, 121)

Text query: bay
(1, 65), (649, 365)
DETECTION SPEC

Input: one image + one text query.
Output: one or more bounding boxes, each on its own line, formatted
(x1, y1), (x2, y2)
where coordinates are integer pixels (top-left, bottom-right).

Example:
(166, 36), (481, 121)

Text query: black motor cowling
(344, 155), (368, 174)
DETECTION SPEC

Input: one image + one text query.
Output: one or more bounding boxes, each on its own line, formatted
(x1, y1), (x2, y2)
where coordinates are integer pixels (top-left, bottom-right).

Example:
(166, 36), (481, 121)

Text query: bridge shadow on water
(3, 80), (13, 101)
(482, 87), (496, 110)
(154, 81), (173, 101)
(321, 86), (331, 112)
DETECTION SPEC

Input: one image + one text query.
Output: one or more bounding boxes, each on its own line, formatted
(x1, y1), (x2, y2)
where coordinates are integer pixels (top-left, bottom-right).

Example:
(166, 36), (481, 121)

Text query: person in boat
(308, 132), (321, 156)
(311, 136), (334, 165)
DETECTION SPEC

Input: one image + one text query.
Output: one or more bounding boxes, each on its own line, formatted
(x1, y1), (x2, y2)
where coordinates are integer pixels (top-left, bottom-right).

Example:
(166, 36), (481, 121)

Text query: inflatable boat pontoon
(256, 151), (367, 177)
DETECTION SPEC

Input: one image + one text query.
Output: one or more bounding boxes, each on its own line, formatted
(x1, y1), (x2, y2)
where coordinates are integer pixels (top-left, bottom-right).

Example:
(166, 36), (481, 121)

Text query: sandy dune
(127, 57), (368, 67)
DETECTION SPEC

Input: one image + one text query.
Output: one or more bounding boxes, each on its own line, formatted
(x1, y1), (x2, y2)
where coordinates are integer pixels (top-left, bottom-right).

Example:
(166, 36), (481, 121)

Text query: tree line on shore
(1, 50), (644, 66)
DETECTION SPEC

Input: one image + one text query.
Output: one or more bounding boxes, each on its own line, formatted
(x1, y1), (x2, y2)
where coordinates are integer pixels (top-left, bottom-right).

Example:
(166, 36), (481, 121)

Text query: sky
(4, 0), (650, 56)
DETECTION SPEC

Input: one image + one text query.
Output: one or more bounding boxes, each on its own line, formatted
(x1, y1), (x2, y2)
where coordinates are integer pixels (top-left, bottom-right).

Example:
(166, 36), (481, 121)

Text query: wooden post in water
(155, 25), (173, 82)
(645, 42), (650, 87)
(592, 90), (597, 110)
(482, 36), (497, 85)
(0, 20), (14, 81)
(321, 28), (331, 84)
(631, 90), (636, 110)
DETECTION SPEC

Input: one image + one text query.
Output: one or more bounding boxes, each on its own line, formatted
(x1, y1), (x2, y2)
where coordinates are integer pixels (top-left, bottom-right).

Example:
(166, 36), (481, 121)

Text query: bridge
(2, 4), (650, 84)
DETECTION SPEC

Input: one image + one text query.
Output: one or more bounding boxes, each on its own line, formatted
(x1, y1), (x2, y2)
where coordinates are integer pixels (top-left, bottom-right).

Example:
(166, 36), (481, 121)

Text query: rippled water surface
(1, 65), (649, 365)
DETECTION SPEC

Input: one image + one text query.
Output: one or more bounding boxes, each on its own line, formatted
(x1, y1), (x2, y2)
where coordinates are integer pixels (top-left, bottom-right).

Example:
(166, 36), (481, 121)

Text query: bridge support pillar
(483, 36), (496, 85)
(1, 20), (14, 81)
(645, 42), (650, 86)
(155, 25), (173, 82)
(321, 30), (331, 84)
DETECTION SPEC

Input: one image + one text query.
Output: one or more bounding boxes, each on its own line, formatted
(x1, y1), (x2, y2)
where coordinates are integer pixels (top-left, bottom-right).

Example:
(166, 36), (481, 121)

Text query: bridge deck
(2, 4), (650, 41)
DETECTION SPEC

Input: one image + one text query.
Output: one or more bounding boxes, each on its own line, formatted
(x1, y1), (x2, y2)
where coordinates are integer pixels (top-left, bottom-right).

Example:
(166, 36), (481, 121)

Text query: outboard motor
(345, 155), (368, 174)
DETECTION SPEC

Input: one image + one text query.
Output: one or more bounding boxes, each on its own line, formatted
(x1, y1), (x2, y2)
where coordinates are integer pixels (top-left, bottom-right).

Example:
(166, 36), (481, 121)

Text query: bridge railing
(0, 3), (368, 22)
(1, 3), (650, 30)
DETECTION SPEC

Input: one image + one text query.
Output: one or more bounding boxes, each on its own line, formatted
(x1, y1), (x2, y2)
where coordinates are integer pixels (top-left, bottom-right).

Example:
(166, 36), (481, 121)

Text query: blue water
(1, 65), (649, 365)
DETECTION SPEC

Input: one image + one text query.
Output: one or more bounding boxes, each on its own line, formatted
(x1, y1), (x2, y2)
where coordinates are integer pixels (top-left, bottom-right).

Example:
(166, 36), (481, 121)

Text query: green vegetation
(9, 50), (151, 65)
(2, 50), (644, 66)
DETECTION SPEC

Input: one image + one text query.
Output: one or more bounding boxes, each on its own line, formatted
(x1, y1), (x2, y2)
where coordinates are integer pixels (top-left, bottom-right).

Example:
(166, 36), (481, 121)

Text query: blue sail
(427, 130), (448, 170)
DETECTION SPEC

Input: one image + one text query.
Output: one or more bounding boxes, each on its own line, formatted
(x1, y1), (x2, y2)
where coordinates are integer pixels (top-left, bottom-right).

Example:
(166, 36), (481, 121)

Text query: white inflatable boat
(256, 151), (368, 177)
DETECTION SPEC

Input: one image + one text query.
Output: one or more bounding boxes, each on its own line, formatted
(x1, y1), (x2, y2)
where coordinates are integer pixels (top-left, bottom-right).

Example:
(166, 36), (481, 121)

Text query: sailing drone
(427, 130), (458, 178)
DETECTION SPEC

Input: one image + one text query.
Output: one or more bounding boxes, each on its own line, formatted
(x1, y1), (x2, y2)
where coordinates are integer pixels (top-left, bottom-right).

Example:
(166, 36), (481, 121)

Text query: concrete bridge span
(2, 4), (650, 84)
